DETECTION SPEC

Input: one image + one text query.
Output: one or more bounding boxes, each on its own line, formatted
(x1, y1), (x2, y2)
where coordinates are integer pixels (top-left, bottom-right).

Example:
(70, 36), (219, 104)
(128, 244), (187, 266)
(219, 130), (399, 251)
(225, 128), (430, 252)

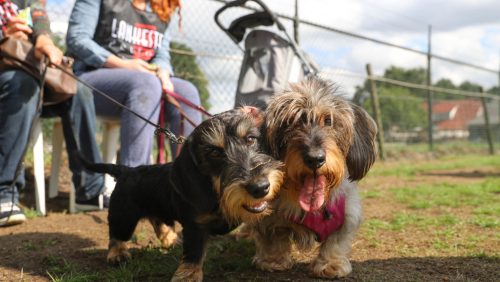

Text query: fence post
(294, 0), (299, 44)
(480, 89), (495, 155)
(426, 25), (434, 151)
(366, 64), (385, 160)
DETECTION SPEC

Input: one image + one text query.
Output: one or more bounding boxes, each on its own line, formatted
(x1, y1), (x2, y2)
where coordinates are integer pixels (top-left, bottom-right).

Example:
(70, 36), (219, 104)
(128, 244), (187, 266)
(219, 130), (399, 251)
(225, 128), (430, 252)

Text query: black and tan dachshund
(81, 106), (283, 281)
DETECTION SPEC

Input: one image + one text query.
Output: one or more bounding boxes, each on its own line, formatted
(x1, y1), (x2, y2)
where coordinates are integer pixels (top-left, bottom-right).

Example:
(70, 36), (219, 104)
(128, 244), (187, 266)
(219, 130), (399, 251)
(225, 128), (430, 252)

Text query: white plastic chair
(31, 119), (46, 215)
(33, 118), (120, 214)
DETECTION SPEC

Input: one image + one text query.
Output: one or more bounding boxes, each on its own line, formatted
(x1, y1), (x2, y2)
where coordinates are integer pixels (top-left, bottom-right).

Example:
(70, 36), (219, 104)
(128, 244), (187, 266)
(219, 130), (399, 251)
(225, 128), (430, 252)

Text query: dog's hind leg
(149, 217), (179, 249)
(107, 212), (141, 265)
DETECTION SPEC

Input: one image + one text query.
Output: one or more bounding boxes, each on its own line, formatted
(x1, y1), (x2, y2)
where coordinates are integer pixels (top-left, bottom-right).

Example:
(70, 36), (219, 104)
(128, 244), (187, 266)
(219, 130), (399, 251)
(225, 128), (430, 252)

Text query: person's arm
(19, 0), (63, 64)
(66, 0), (113, 69)
(151, 27), (174, 92)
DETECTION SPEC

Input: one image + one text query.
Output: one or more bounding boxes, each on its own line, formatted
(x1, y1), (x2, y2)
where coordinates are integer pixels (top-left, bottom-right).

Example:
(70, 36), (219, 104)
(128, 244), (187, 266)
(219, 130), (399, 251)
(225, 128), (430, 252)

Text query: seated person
(0, 0), (105, 226)
(65, 0), (202, 185)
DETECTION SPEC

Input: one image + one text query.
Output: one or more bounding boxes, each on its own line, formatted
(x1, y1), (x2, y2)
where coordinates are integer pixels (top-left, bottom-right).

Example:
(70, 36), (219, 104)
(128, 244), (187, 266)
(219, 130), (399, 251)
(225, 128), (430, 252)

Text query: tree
(487, 86), (500, 96)
(353, 66), (428, 135)
(363, 86), (426, 132)
(170, 42), (211, 110)
(434, 78), (456, 90)
(458, 81), (482, 92)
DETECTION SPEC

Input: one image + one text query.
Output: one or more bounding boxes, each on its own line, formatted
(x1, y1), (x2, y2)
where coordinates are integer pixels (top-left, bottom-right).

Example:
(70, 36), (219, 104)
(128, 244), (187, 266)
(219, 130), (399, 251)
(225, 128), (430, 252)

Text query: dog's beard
(282, 140), (345, 213)
(218, 169), (283, 225)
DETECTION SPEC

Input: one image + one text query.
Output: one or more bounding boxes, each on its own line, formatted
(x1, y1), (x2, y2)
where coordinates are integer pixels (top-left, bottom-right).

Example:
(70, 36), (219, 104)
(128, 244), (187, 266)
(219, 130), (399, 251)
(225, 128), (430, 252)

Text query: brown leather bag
(0, 36), (77, 105)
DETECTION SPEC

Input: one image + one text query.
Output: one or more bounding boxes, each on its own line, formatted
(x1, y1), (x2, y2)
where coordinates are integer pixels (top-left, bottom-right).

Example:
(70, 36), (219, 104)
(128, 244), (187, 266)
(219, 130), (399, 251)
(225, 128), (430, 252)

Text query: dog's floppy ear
(346, 103), (378, 181)
(171, 137), (219, 213)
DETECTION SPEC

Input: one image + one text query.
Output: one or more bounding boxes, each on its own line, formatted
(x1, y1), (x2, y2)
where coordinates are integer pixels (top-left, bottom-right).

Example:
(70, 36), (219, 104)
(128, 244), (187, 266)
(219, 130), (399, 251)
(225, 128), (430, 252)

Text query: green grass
(391, 178), (500, 210)
(23, 208), (41, 219)
(360, 190), (383, 199)
(364, 212), (461, 232)
(369, 154), (500, 177)
(18, 146), (500, 281)
(45, 237), (256, 282)
(45, 255), (100, 282)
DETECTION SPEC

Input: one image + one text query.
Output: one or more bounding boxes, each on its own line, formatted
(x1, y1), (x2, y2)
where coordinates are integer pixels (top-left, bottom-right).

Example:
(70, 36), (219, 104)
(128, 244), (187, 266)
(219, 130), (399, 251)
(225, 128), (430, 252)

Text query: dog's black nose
(304, 149), (326, 169)
(246, 179), (270, 198)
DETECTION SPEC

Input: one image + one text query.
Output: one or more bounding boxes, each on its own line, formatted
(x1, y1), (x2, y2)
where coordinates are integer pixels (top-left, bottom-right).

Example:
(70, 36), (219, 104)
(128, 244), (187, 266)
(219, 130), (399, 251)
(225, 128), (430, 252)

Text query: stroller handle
(215, 0), (281, 45)
(214, 0), (318, 76)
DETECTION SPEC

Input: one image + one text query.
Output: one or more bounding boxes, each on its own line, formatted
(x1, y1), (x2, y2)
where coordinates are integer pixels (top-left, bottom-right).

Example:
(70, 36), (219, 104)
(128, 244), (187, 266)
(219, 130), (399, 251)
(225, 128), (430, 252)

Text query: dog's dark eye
(324, 116), (332, 126)
(246, 135), (257, 146)
(206, 147), (224, 158)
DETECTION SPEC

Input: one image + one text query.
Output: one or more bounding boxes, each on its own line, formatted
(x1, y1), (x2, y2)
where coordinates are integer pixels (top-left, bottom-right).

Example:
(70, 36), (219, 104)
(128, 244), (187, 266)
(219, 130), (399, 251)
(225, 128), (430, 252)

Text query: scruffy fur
(250, 78), (377, 278)
(82, 107), (283, 282)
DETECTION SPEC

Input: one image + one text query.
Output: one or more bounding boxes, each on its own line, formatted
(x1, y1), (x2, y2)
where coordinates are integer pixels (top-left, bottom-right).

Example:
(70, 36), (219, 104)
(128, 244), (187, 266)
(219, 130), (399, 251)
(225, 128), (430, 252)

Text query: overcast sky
(47, 0), (500, 112)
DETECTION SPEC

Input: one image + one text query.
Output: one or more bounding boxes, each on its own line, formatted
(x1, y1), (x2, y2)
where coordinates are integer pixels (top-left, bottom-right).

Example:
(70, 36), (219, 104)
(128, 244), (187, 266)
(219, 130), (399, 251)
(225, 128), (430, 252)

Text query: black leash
(52, 63), (185, 144)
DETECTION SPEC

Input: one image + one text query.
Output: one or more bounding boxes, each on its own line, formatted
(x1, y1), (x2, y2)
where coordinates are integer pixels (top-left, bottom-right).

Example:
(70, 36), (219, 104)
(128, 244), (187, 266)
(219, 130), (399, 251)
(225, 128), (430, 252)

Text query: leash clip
(155, 127), (185, 144)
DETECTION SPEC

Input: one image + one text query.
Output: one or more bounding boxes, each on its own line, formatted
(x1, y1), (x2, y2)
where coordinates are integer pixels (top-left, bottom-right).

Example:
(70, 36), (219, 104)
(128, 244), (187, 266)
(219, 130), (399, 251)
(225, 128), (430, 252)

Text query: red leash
(157, 90), (212, 163)
(156, 98), (167, 164)
(164, 89), (212, 118)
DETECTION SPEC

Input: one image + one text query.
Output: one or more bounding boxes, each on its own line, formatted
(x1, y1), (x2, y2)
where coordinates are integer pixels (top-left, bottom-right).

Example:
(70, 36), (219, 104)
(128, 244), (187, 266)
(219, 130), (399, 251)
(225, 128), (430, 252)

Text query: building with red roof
(431, 100), (482, 139)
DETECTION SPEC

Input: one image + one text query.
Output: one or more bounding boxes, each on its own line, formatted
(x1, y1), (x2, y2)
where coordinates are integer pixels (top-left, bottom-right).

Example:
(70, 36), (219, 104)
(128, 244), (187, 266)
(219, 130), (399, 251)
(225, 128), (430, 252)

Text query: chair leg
(32, 120), (46, 216)
(101, 122), (120, 195)
(49, 121), (63, 199)
(69, 182), (76, 214)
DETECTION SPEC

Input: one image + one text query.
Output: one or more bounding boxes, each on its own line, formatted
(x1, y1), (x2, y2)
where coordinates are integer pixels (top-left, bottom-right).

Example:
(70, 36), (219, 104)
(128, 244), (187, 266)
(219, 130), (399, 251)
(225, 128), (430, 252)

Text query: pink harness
(291, 196), (346, 242)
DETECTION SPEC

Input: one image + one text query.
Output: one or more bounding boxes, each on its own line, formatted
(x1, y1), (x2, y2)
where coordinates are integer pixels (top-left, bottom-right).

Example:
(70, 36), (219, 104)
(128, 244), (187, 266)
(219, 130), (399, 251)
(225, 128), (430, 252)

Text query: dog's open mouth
(299, 174), (326, 212)
(243, 201), (269, 213)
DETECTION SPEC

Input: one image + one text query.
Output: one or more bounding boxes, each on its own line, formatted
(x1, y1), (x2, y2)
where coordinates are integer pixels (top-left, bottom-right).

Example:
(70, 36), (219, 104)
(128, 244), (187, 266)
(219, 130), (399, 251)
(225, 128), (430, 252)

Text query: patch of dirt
(0, 164), (498, 281)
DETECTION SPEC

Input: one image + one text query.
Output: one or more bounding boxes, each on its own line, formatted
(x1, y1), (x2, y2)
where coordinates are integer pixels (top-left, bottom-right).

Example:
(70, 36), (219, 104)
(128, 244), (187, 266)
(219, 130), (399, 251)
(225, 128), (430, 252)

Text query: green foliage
(434, 78), (457, 90)
(487, 85), (500, 95)
(366, 86), (426, 131)
(458, 81), (482, 92)
(170, 42), (211, 110)
(353, 65), (498, 134)
(384, 66), (426, 85)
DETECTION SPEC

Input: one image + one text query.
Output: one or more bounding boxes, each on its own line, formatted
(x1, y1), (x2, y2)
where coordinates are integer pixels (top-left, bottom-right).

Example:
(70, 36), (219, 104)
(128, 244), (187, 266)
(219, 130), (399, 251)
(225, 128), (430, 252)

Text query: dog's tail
(78, 152), (125, 178)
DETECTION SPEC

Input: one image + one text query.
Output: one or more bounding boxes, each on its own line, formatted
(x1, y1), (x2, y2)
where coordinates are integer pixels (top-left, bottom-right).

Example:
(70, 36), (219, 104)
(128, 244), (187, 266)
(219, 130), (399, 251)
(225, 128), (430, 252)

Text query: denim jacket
(66, 0), (173, 74)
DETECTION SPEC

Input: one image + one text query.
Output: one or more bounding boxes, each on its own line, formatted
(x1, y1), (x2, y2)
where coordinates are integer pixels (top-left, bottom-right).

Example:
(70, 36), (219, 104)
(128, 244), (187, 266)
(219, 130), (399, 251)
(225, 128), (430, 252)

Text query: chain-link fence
(45, 0), (499, 157)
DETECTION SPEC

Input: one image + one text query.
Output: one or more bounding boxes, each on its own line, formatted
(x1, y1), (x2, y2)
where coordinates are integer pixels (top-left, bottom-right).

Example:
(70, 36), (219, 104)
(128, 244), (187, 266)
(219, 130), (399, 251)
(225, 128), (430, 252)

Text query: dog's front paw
(171, 262), (203, 282)
(107, 241), (132, 266)
(253, 255), (293, 272)
(310, 256), (352, 278)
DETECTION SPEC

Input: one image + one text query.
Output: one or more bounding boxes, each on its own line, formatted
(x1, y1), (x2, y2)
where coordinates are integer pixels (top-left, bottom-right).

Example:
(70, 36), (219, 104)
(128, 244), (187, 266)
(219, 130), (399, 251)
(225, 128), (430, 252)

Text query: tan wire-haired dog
(250, 78), (377, 278)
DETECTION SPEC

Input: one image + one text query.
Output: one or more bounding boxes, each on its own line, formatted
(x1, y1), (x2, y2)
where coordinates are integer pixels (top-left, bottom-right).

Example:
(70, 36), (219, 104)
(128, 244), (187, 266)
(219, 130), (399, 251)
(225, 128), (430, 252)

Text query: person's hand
(157, 68), (174, 93)
(123, 59), (157, 73)
(34, 34), (63, 65)
(4, 17), (32, 40)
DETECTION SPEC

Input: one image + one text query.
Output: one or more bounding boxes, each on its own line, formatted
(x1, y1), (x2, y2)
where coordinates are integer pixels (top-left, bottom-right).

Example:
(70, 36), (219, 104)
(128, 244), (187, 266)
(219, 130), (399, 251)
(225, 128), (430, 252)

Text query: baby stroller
(215, 0), (318, 109)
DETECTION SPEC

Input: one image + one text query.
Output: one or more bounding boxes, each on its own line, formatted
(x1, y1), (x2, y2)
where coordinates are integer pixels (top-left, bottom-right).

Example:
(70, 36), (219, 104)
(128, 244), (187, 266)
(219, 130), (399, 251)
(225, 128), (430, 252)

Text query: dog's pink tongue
(299, 175), (326, 212)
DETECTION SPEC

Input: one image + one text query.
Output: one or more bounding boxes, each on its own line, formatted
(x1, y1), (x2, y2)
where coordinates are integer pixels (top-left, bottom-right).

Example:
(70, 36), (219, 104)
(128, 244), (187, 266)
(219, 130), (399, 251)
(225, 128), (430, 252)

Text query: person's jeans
(79, 69), (203, 165)
(0, 69), (104, 204)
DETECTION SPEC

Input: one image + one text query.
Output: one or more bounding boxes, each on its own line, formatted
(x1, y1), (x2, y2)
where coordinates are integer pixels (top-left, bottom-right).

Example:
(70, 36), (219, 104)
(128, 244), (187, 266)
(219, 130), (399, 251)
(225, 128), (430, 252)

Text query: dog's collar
(290, 195), (346, 242)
